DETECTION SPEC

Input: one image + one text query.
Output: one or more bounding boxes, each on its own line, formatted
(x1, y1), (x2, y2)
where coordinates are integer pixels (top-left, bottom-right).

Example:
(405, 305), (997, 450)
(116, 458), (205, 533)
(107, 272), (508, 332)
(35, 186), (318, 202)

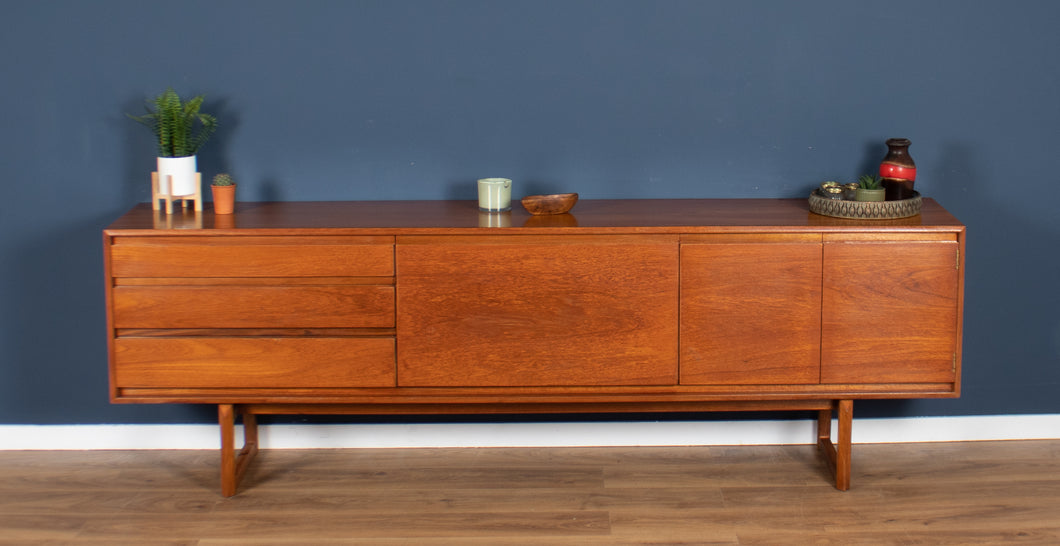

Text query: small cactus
(212, 173), (235, 186)
(857, 174), (882, 190)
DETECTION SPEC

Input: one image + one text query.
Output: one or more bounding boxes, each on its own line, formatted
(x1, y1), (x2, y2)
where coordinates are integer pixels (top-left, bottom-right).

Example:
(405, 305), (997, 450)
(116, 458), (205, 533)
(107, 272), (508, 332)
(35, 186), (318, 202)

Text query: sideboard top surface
(105, 198), (964, 235)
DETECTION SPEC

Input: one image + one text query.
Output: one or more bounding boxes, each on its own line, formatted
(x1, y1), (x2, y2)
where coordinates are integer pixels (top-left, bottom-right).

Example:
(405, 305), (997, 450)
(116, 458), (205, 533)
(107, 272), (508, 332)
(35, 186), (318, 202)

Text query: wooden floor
(1, 440), (1058, 544)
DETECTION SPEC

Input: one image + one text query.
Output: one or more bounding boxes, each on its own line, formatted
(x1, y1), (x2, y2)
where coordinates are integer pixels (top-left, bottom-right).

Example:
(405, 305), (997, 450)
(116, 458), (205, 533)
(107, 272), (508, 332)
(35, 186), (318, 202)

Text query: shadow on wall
(6, 90), (232, 423)
(0, 92), (235, 424)
(857, 140), (1060, 418)
(857, 141), (887, 180)
(0, 208), (217, 424)
(121, 92), (237, 205)
(120, 95), (158, 203)
(944, 141), (1060, 415)
(442, 178), (573, 202)
(5, 133), (1054, 424)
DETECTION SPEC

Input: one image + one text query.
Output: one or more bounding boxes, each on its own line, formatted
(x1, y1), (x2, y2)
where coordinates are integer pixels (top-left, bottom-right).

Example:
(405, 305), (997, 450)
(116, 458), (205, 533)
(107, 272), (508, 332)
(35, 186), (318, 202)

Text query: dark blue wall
(2, 1), (1057, 424)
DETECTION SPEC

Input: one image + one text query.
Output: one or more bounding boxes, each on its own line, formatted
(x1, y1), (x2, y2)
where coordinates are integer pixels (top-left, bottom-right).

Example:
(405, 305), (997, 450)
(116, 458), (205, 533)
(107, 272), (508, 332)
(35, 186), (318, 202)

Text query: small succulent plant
(212, 173), (235, 186)
(857, 174), (882, 190)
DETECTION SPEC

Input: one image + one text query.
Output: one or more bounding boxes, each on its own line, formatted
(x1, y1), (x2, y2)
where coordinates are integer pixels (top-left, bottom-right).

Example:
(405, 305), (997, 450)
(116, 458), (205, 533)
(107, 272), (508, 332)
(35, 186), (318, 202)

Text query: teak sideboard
(103, 199), (965, 496)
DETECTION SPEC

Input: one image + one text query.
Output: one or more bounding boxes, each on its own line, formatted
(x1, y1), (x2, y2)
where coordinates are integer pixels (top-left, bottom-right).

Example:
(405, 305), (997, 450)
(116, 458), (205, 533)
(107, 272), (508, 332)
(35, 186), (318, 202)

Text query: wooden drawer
(113, 285), (395, 328)
(109, 236), (394, 278)
(114, 337), (395, 388)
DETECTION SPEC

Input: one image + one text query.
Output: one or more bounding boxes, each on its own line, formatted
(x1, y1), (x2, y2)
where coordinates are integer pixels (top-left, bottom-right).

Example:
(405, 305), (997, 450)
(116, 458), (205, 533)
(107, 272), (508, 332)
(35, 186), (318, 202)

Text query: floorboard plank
(76, 511), (612, 540)
(0, 440), (1057, 543)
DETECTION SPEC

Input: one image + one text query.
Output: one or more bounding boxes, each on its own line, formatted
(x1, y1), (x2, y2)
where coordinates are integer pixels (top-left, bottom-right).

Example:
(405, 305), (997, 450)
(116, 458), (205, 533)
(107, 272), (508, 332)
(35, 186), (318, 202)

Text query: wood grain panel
(102, 198), (966, 232)
(113, 285), (395, 328)
(114, 337), (395, 388)
(822, 240), (960, 383)
(396, 236), (679, 387)
(110, 236), (394, 277)
(681, 240), (822, 384)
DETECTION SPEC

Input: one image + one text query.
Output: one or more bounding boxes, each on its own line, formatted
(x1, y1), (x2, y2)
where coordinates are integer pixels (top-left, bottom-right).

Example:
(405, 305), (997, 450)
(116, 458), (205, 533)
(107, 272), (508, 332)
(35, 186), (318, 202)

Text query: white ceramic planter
(157, 156), (198, 196)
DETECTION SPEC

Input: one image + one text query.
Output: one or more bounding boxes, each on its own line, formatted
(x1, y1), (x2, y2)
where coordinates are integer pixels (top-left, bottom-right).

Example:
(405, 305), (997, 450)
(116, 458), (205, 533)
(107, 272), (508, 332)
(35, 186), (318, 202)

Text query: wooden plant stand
(151, 171), (202, 214)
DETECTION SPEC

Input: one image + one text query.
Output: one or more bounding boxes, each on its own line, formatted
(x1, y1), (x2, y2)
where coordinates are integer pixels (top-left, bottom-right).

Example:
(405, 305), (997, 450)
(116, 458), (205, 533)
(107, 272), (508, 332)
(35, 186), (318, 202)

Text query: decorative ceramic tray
(808, 190), (922, 219)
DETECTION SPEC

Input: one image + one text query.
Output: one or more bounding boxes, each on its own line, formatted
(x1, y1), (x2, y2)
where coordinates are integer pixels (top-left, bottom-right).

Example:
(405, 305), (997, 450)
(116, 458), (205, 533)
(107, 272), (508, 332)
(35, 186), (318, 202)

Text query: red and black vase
(879, 138), (916, 200)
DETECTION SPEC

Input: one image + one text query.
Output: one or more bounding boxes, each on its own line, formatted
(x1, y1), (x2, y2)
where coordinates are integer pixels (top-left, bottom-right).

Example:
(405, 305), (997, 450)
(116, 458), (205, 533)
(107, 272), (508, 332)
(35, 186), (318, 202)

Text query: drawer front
(114, 337), (395, 388)
(110, 236), (394, 278)
(113, 285), (395, 328)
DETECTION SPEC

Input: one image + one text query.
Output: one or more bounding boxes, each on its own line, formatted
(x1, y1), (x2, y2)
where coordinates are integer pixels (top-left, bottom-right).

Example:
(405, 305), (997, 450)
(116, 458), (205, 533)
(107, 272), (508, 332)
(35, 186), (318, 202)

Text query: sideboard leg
(218, 404), (259, 497)
(219, 404), (237, 497)
(835, 399), (853, 491)
(816, 399), (853, 491)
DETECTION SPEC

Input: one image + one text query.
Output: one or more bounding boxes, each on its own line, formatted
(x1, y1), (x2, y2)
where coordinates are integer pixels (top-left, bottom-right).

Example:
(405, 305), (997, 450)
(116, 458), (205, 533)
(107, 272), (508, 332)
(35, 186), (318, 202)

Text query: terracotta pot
(211, 184), (236, 214)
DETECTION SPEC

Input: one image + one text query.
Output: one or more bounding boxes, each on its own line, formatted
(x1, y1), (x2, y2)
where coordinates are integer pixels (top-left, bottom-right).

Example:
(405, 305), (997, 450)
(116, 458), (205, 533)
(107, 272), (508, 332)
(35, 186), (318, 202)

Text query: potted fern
(855, 174), (885, 202)
(128, 88), (217, 197)
(211, 173), (237, 214)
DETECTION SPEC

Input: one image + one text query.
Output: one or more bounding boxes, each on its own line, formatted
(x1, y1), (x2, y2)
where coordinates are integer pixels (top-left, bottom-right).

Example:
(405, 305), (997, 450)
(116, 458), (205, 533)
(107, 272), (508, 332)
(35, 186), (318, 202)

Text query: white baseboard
(1, 415), (1057, 450)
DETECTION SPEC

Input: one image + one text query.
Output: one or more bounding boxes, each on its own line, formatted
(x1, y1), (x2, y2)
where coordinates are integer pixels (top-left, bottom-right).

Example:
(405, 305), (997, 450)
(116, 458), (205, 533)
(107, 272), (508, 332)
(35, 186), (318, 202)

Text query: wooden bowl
(521, 193), (578, 215)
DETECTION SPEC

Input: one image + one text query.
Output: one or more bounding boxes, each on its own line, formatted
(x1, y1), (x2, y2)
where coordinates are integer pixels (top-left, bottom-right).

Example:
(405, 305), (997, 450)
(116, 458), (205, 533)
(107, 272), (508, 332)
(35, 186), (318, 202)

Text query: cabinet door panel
(396, 236), (679, 387)
(680, 239), (822, 385)
(822, 240), (959, 383)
